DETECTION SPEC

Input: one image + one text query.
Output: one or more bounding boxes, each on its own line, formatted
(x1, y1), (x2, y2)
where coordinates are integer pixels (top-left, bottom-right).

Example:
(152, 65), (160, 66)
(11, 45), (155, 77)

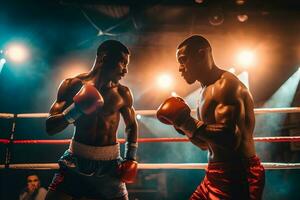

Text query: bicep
(214, 103), (239, 126)
(213, 77), (244, 126)
(212, 99), (246, 149)
(119, 86), (137, 126)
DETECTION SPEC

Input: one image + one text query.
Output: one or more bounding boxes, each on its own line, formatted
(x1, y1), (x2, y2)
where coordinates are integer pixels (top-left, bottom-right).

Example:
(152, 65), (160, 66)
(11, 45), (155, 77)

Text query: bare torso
(197, 72), (256, 162)
(74, 84), (126, 146)
(47, 73), (134, 146)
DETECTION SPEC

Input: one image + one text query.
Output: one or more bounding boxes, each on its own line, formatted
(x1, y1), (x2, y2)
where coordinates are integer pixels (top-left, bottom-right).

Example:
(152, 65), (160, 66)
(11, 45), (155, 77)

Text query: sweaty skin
(196, 72), (256, 161)
(176, 45), (256, 162)
(47, 41), (140, 200)
(46, 53), (137, 146)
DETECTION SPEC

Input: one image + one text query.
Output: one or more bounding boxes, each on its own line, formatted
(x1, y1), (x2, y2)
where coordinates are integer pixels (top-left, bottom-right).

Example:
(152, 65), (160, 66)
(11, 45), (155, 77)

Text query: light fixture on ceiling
(237, 14), (248, 22)
(208, 8), (224, 26)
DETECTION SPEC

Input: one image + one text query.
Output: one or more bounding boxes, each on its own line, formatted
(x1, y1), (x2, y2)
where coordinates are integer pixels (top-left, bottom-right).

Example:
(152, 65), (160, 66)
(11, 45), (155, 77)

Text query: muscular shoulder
(57, 77), (82, 101)
(118, 84), (134, 107)
(212, 72), (245, 104)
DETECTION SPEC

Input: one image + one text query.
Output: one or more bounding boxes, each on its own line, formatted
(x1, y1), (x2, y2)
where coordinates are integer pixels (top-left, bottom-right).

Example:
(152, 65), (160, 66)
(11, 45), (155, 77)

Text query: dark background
(0, 0), (300, 199)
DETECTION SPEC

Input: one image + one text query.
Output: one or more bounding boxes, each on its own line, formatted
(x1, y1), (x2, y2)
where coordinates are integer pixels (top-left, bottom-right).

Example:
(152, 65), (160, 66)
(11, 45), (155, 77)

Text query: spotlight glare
(5, 43), (29, 63)
(228, 67), (236, 74)
(6, 43), (30, 63)
(236, 50), (255, 68)
(0, 58), (6, 64)
(157, 74), (172, 89)
(235, 0), (246, 5)
(136, 114), (142, 120)
(194, 0), (204, 4)
(171, 91), (177, 97)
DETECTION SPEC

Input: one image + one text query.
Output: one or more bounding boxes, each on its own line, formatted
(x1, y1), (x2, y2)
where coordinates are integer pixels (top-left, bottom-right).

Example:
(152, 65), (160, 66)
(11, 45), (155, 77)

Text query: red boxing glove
(156, 96), (191, 126)
(63, 84), (104, 123)
(73, 84), (104, 114)
(157, 96), (204, 138)
(117, 160), (138, 184)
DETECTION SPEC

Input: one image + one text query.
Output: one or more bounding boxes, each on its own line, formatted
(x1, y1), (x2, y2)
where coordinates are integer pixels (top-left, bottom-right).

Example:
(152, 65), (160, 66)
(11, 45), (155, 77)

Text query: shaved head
(177, 35), (211, 54)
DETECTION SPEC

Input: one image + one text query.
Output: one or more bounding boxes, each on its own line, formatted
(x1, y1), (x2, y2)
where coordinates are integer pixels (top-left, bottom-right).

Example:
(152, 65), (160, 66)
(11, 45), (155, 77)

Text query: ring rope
(1, 162), (300, 170)
(1, 136), (300, 145)
(0, 107), (300, 119)
(1, 108), (299, 170)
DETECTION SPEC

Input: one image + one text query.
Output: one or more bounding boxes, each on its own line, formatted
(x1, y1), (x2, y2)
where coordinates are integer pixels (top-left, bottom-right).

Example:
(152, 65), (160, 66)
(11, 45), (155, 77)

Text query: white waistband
(68, 140), (120, 161)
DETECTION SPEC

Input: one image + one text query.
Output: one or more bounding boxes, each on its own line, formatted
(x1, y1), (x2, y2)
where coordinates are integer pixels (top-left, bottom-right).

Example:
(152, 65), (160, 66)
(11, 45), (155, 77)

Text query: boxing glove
(157, 96), (203, 138)
(63, 84), (104, 123)
(117, 160), (138, 183)
(156, 96), (191, 125)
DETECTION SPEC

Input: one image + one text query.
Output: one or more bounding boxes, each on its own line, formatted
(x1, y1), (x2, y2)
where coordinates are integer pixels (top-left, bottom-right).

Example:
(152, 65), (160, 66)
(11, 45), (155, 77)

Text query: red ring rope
(1, 136), (300, 145)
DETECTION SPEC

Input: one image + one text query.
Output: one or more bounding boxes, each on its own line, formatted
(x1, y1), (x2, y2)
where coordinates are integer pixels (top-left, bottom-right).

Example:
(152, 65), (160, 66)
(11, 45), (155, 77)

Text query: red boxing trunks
(190, 155), (265, 200)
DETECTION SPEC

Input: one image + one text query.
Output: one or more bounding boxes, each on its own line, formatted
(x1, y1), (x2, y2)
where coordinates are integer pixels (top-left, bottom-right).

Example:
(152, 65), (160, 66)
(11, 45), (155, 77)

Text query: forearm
(178, 117), (236, 149)
(124, 123), (138, 160)
(189, 137), (209, 151)
(191, 121), (236, 148)
(46, 102), (82, 135)
(46, 114), (69, 135)
(125, 123), (138, 143)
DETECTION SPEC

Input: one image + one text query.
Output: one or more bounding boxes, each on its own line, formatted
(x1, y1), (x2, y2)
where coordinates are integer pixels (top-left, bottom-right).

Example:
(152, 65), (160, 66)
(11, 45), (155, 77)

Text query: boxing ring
(1, 107), (300, 171)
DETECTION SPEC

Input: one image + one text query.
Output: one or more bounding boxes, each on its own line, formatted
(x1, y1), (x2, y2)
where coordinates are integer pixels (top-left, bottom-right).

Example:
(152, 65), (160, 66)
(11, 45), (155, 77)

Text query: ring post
(4, 114), (17, 169)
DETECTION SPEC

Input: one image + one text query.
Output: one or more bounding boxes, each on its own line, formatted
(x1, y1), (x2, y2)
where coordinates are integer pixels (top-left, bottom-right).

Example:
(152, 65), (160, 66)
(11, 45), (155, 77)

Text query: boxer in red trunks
(157, 35), (265, 200)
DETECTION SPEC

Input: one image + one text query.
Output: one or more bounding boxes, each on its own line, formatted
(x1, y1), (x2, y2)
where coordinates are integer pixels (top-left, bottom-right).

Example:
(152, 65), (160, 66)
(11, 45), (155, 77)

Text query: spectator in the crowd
(19, 174), (47, 200)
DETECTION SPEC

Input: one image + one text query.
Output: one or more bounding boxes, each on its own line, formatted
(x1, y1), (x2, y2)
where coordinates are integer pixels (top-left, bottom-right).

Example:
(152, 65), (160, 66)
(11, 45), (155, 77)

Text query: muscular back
(47, 74), (136, 146)
(197, 72), (256, 161)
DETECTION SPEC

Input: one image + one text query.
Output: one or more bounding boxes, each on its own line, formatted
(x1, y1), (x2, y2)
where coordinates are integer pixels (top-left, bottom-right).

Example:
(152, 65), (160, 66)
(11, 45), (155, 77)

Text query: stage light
(194, 0), (204, 4)
(235, 0), (246, 5)
(237, 14), (248, 22)
(209, 12), (224, 26)
(157, 74), (172, 89)
(0, 58), (6, 64)
(6, 43), (30, 63)
(0, 58), (6, 73)
(136, 114), (142, 120)
(236, 50), (255, 68)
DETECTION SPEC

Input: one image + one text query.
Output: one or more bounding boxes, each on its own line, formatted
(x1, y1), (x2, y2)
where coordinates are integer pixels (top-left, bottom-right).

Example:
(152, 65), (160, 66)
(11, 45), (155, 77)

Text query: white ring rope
(1, 108), (299, 170)
(1, 162), (300, 170)
(0, 107), (300, 119)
